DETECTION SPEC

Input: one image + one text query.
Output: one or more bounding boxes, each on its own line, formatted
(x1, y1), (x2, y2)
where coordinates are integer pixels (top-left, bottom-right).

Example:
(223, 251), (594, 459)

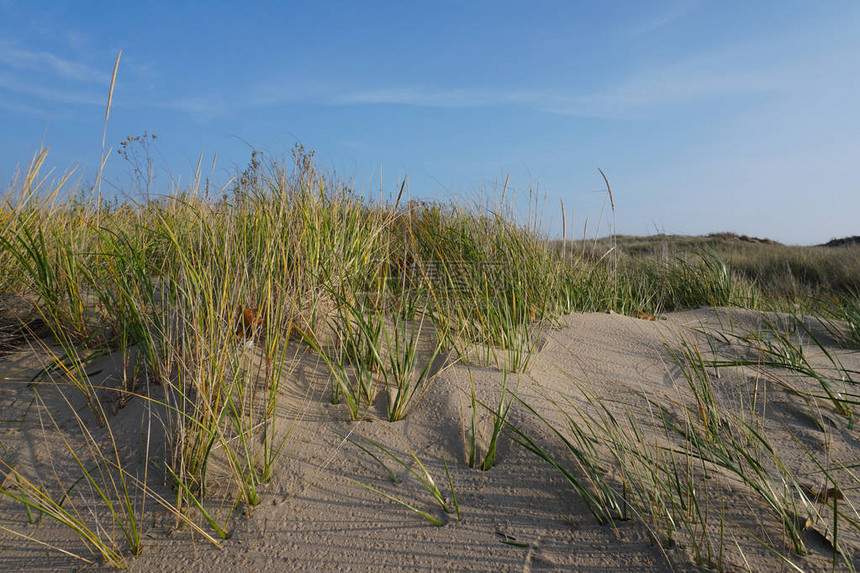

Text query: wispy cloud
(160, 84), (581, 123)
(0, 72), (104, 106)
(157, 71), (774, 124)
(0, 96), (58, 118)
(328, 87), (545, 108)
(161, 95), (232, 123)
(542, 69), (782, 119)
(250, 41), (794, 118)
(0, 41), (114, 117)
(156, 33), (827, 125)
(0, 42), (109, 83)
(626, 0), (701, 38)
(324, 64), (781, 118)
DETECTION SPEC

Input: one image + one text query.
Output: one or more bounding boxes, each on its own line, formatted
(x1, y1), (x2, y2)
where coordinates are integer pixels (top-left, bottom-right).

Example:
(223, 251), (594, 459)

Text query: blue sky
(1, 1), (858, 245)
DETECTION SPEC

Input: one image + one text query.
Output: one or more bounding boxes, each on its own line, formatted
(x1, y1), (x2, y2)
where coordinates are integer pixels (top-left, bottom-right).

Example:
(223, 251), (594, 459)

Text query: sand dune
(1, 307), (858, 571)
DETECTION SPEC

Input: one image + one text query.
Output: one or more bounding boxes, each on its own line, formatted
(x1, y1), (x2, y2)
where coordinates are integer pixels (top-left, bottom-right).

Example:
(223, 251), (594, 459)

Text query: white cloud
(153, 70), (773, 124)
(234, 40), (799, 119)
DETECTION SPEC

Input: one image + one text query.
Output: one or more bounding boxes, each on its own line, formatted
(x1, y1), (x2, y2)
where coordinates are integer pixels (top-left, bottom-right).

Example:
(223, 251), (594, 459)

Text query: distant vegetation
(564, 232), (860, 307)
(821, 235), (860, 248)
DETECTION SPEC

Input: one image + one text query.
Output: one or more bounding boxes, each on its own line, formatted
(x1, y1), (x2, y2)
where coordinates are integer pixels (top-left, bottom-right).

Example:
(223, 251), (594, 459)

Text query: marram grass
(1, 144), (858, 570)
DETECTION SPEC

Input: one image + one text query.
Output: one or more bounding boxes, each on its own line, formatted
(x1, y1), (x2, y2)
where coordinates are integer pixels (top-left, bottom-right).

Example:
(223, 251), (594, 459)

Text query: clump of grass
(345, 432), (455, 526)
(706, 313), (858, 425)
(825, 293), (860, 349)
(381, 306), (446, 422)
(313, 294), (383, 419)
(507, 393), (626, 528)
(1, 147), (330, 561)
(407, 203), (556, 372)
(467, 369), (518, 471)
(660, 329), (859, 567)
(619, 251), (759, 315)
(840, 295), (860, 346)
(308, 283), (447, 422)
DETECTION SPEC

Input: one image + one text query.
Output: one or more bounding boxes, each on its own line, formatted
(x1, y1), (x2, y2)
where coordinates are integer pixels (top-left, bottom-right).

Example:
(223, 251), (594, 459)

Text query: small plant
(381, 307), (446, 422)
(304, 294), (383, 420)
(0, 368), (222, 567)
(659, 330), (860, 563)
(345, 432), (455, 526)
(506, 393), (623, 527)
(665, 339), (722, 437)
(841, 294), (860, 346)
(826, 292), (860, 349)
(117, 131), (159, 197)
(467, 369), (518, 471)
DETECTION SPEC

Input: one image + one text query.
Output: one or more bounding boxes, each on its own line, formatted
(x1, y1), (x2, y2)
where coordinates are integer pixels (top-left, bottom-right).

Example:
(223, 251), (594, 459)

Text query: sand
(1, 307), (858, 572)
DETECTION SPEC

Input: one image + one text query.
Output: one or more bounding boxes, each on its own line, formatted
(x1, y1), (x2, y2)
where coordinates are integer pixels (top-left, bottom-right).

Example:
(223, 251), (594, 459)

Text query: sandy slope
(1, 307), (858, 572)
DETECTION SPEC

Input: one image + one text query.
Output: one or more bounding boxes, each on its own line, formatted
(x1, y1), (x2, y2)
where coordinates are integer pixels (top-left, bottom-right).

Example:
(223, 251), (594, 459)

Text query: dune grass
(1, 141), (859, 570)
(508, 322), (858, 571)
